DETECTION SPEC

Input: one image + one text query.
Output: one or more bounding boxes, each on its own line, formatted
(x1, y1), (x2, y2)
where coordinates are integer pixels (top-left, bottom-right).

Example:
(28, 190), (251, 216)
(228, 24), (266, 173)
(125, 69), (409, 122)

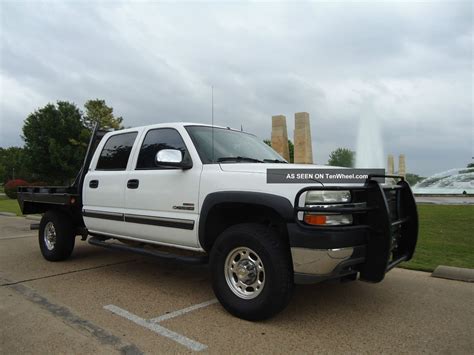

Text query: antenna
(211, 86), (214, 163)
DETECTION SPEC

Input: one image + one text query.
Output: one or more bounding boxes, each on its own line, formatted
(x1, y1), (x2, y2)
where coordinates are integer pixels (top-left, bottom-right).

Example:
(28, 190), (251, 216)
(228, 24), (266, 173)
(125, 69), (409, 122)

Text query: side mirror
(156, 149), (192, 169)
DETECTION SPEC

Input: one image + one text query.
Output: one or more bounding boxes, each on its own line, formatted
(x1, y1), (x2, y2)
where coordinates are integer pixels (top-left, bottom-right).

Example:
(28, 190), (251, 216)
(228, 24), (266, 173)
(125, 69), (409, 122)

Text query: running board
(88, 237), (208, 264)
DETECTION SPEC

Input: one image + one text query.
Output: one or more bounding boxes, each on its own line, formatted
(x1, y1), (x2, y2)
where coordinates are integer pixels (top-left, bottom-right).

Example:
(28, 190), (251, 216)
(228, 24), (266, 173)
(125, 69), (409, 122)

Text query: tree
(328, 148), (355, 167)
(467, 163), (474, 168)
(83, 99), (123, 130)
(22, 102), (86, 184)
(264, 139), (294, 163)
(0, 147), (31, 183)
(288, 140), (294, 163)
(405, 173), (425, 186)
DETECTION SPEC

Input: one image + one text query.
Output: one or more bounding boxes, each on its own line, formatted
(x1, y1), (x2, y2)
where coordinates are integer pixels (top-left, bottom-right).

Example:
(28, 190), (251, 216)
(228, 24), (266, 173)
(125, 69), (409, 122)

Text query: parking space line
(149, 299), (218, 323)
(104, 304), (208, 352)
(0, 234), (36, 240)
(1, 260), (137, 286)
(5, 281), (143, 354)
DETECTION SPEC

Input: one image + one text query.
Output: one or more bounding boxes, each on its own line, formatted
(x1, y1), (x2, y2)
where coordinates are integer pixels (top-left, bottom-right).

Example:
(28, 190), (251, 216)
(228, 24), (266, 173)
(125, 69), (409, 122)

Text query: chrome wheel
(224, 247), (265, 300)
(44, 221), (56, 251)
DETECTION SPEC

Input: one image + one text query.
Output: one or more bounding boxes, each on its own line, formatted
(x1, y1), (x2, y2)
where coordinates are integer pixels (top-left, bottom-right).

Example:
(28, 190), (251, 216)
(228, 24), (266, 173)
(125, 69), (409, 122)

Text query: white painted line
(104, 304), (207, 352)
(149, 299), (218, 323)
(0, 234), (36, 240)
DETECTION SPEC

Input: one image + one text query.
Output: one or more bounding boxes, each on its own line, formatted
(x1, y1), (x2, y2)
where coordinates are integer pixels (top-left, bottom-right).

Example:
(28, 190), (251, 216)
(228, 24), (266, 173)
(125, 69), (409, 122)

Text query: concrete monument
(271, 115), (290, 161)
(387, 154), (394, 175)
(399, 154), (406, 177)
(294, 112), (313, 164)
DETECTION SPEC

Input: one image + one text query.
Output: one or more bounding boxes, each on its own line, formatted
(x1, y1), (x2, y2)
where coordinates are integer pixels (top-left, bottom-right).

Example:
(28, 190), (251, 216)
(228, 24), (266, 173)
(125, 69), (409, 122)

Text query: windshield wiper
(263, 159), (288, 163)
(217, 156), (264, 163)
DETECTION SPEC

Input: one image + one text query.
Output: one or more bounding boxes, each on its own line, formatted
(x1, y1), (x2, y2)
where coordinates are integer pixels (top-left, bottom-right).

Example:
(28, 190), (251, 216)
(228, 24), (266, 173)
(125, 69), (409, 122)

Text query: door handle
(89, 180), (99, 188)
(127, 179), (139, 189)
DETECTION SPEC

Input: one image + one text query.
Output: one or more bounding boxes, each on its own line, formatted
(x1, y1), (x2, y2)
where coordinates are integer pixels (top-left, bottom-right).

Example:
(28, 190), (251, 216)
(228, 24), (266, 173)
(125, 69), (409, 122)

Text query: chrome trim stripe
(83, 210), (195, 230)
(124, 214), (195, 230)
(83, 210), (124, 221)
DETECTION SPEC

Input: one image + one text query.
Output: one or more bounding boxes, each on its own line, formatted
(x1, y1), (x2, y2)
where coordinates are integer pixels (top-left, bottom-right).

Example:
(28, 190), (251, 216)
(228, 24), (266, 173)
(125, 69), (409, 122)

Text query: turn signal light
(304, 214), (327, 225)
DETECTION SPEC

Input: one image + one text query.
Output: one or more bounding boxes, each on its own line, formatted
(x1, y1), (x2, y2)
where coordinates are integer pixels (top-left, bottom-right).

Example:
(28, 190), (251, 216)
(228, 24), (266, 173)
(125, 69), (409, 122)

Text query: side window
(96, 132), (138, 170)
(136, 128), (190, 169)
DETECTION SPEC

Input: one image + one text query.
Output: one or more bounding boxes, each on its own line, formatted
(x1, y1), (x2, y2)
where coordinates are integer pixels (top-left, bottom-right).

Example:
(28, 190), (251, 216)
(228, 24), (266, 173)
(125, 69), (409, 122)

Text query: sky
(0, 0), (472, 176)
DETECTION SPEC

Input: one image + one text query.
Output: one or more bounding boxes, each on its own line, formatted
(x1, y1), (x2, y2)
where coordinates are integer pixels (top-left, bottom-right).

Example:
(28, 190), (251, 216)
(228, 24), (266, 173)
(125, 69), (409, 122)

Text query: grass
(0, 195), (22, 215)
(401, 204), (474, 272)
(0, 195), (472, 271)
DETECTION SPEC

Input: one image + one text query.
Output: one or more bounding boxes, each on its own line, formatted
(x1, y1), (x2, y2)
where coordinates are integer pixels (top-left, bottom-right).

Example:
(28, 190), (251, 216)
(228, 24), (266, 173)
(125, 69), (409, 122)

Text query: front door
(122, 127), (202, 249)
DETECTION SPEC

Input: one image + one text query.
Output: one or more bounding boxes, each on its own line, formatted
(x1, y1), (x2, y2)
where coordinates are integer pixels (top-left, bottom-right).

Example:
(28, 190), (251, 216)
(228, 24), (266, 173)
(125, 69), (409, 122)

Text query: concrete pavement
(1, 216), (473, 354)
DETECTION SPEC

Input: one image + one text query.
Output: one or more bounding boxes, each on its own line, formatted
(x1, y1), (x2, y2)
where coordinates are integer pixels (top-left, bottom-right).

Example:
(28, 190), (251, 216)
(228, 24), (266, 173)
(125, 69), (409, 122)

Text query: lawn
(0, 196), (472, 272)
(401, 204), (474, 272)
(0, 195), (22, 215)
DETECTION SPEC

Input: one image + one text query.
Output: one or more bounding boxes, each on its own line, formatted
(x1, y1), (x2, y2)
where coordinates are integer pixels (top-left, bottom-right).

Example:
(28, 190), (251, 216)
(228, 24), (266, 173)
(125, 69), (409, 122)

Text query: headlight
(304, 190), (352, 226)
(305, 190), (351, 204)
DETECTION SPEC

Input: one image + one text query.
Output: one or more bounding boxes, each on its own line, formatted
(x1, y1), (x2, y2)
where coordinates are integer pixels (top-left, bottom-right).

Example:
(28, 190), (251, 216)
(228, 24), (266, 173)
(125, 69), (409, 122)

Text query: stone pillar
(398, 154), (406, 177)
(271, 115), (290, 161)
(294, 112), (313, 164)
(387, 154), (394, 175)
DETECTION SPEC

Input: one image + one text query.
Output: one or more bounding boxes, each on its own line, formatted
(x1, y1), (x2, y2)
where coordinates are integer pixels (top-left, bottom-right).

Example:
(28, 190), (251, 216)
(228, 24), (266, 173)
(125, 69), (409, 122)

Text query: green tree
(22, 102), (86, 184)
(467, 163), (474, 168)
(288, 140), (294, 163)
(83, 99), (123, 130)
(405, 173), (425, 186)
(264, 139), (294, 163)
(0, 147), (31, 183)
(328, 148), (355, 167)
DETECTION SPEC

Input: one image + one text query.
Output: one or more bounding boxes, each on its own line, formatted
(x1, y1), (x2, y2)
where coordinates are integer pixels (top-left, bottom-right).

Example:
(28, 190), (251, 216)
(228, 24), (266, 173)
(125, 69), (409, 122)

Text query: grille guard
(294, 174), (419, 283)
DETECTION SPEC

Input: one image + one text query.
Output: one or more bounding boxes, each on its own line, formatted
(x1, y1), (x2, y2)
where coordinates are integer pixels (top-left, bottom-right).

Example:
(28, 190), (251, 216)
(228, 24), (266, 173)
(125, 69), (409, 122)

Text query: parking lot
(1, 215), (473, 354)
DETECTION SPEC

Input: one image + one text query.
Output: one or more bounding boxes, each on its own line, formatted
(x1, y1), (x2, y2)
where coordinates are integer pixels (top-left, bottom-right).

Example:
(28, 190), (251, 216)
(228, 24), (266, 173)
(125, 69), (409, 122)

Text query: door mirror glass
(156, 149), (183, 164)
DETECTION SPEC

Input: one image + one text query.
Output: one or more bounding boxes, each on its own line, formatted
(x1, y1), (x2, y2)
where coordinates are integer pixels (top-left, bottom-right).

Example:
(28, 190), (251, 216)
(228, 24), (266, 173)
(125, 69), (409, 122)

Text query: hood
(218, 163), (345, 174)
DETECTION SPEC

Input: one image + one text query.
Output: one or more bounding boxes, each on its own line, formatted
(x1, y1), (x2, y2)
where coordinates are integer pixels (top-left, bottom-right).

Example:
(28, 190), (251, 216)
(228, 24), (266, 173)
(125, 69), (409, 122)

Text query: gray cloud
(0, 0), (472, 176)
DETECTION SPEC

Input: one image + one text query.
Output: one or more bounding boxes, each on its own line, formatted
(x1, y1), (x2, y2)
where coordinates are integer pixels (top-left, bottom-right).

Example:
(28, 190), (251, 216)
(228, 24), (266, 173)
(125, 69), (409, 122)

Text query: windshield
(185, 126), (286, 164)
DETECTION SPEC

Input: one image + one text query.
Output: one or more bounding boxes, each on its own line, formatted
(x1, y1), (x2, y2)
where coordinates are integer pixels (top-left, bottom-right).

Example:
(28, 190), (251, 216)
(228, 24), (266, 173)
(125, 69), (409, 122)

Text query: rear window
(96, 132), (138, 170)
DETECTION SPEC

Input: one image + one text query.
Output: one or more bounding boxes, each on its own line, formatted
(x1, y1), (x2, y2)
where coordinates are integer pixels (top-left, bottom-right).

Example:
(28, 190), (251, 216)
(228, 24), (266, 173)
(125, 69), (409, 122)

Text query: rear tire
(39, 211), (75, 261)
(210, 223), (293, 321)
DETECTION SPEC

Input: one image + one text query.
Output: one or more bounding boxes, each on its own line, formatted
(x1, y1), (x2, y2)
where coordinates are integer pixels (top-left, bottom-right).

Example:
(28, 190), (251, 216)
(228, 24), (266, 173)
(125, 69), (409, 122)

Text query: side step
(88, 237), (208, 265)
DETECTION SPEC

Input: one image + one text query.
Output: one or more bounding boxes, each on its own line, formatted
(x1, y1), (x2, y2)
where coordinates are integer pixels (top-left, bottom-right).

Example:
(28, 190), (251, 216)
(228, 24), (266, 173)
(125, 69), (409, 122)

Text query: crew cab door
(82, 131), (139, 236)
(122, 127), (201, 248)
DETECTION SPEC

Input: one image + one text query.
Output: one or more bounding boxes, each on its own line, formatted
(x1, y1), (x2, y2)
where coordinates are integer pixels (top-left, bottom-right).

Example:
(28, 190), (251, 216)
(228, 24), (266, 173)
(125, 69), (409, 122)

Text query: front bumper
(288, 175), (418, 284)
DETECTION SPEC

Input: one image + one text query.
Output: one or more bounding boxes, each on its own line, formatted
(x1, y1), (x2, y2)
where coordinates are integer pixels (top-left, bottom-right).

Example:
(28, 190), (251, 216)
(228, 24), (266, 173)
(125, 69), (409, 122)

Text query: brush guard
(294, 174), (418, 283)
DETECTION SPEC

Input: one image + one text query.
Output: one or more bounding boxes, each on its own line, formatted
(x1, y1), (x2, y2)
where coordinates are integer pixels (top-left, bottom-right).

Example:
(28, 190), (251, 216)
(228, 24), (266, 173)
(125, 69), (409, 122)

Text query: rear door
(82, 130), (139, 236)
(122, 127), (202, 248)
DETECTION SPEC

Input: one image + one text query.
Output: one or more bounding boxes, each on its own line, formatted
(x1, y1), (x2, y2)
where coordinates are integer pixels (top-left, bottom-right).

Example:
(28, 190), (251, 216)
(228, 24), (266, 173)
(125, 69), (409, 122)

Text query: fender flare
(199, 191), (294, 250)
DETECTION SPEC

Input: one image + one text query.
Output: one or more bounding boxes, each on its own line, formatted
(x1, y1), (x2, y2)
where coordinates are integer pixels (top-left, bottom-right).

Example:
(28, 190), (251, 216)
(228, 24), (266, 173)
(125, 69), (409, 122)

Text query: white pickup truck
(17, 122), (418, 320)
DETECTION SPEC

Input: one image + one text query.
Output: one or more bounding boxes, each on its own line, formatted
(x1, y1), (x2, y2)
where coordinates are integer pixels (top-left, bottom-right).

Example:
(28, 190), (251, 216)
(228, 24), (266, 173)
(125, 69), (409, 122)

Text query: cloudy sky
(0, 0), (472, 176)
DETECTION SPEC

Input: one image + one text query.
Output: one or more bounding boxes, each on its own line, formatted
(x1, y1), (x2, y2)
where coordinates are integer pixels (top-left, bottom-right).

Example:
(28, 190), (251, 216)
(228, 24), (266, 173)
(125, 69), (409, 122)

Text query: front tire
(39, 211), (75, 261)
(210, 223), (293, 321)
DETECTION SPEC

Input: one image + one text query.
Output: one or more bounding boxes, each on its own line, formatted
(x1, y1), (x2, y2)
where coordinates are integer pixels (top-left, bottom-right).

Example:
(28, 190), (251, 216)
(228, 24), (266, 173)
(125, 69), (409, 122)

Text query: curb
(25, 215), (42, 221)
(0, 212), (16, 217)
(431, 265), (474, 283)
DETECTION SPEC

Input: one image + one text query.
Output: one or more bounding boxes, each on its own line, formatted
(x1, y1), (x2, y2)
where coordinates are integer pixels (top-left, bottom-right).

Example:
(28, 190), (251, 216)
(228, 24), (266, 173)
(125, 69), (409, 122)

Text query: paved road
(1, 216), (473, 354)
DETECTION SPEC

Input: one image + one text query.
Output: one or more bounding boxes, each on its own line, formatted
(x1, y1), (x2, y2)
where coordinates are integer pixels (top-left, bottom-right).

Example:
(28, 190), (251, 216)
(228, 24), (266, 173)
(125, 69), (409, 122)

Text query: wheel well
(35, 206), (84, 229)
(200, 203), (289, 252)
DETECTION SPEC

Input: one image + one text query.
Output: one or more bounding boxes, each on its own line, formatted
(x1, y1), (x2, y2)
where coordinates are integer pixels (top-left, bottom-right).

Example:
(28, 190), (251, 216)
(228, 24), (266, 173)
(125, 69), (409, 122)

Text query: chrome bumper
(291, 247), (354, 275)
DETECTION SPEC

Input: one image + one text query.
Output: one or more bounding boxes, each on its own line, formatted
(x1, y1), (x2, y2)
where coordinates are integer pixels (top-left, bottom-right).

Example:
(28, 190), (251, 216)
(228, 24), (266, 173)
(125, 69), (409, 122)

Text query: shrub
(4, 179), (28, 199)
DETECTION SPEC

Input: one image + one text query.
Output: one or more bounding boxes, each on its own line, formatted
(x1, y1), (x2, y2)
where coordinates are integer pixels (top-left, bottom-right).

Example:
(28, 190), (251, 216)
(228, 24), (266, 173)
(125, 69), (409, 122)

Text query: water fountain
(355, 114), (384, 169)
(414, 168), (474, 194)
